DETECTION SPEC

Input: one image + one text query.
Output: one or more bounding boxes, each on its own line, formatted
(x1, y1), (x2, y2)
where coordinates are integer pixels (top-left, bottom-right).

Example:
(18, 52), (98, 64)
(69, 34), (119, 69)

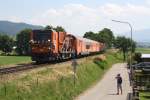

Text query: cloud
(146, 0), (150, 5)
(100, 3), (150, 17)
(29, 3), (150, 36)
(31, 4), (99, 25)
(100, 3), (124, 16)
(30, 4), (101, 35)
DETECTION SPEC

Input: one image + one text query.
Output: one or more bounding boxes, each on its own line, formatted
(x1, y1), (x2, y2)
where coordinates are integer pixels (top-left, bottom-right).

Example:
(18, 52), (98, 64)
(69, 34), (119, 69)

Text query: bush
(93, 55), (107, 69)
(134, 52), (142, 63)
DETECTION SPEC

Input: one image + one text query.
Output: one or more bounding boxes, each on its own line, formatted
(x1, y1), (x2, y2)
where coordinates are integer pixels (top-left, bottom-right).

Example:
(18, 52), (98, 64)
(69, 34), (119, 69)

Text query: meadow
(136, 48), (150, 53)
(0, 56), (31, 67)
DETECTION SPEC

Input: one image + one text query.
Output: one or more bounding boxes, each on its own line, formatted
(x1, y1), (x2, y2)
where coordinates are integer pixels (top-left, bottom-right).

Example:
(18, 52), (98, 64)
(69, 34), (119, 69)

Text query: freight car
(29, 29), (105, 63)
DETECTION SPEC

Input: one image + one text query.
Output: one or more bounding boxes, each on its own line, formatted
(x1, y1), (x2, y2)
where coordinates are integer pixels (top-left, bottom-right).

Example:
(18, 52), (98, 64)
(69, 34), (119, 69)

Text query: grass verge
(0, 56), (31, 67)
(139, 91), (150, 100)
(0, 51), (123, 100)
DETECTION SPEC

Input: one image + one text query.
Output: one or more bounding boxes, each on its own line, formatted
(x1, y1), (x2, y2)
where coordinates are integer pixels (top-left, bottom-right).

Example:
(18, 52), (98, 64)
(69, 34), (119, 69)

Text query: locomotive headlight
(48, 39), (50, 42)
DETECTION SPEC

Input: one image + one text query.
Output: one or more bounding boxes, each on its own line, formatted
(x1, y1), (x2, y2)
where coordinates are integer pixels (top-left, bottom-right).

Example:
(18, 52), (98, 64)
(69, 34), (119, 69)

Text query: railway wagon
(64, 34), (103, 56)
(30, 29), (105, 63)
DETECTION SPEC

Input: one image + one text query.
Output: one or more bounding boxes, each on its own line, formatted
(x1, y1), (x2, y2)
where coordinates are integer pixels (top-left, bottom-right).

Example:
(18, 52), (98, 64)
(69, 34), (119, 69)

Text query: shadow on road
(126, 93), (132, 100)
(107, 93), (117, 95)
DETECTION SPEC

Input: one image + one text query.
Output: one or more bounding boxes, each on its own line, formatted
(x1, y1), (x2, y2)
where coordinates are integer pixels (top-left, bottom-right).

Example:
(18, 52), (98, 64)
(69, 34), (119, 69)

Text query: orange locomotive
(30, 29), (105, 63)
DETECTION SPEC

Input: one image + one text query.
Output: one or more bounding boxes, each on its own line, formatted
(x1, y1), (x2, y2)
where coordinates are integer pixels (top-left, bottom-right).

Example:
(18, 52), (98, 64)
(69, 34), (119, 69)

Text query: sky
(1, 0), (150, 36)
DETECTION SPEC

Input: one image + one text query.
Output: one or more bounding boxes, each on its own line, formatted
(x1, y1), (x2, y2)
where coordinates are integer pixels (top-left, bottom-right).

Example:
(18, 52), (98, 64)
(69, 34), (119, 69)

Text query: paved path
(75, 63), (132, 100)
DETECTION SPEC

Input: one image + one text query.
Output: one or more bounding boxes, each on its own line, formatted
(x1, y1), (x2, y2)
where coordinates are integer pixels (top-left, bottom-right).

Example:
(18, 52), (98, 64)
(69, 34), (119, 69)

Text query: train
(29, 29), (105, 63)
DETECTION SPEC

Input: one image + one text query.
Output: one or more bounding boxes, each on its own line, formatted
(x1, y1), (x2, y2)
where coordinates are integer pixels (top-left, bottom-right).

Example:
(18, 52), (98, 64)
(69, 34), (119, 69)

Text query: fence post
(36, 76), (39, 87)
(4, 82), (7, 96)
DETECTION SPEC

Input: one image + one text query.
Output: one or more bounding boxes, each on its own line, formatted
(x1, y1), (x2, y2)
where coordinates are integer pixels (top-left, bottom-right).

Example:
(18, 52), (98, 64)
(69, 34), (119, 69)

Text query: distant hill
(0, 20), (43, 35)
(118, 29), (150, 42)
(132, 29), (150, 42)
(136, 42), (150, 48)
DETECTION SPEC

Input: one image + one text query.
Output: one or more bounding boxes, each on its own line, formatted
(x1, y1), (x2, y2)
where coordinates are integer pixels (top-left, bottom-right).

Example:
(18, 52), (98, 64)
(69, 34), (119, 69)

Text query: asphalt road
(75, 63), (132, 100)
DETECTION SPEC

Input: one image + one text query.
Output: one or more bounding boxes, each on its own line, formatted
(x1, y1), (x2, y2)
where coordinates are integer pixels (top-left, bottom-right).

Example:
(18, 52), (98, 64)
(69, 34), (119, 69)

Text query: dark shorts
(117, 83), (122, 89)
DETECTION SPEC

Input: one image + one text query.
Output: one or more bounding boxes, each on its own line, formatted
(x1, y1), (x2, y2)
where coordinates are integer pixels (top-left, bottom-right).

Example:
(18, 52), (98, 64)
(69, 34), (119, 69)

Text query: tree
(83, 28), (115, 48)
(0, 34), (14, 54)
(134, 53), (142, 63)
(53, 26), (66, 32)
(45, 25), (66, 32)
(83, 28), (115, 50)
(45, 25), (53, 30)
(114, 36), (136, 61)
(16, 29), (31, 55)
(83, 31), (97, 40)
(98, 28), (114, 48)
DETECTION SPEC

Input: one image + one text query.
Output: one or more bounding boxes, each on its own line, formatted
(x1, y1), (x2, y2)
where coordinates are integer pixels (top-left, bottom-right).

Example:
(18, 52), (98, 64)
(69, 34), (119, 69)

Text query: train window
(33, 31), (51, 41)
(86, 45), (90, 49)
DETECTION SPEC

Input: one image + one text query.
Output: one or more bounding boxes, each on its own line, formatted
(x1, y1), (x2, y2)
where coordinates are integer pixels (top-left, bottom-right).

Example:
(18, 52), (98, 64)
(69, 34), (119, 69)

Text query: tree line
(84, 28), (136, 61)
(0, 26), (136, 60)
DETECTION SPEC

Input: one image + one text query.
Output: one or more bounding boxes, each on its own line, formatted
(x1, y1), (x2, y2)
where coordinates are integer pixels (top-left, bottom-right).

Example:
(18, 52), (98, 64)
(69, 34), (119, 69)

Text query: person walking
(115, 74), (122, 95)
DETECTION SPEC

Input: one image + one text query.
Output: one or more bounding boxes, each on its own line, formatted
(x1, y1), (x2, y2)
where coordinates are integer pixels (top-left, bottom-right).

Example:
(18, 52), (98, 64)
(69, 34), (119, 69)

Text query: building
(141, 54), (150, 62)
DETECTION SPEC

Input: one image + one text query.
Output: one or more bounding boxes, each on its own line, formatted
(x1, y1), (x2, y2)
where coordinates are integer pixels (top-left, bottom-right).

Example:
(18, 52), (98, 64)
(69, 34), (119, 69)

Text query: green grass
(136, 48), (150, 54)
(140, 91), (150, 100)
(0, 52), (123, 100)
(0, 56), (31, 67)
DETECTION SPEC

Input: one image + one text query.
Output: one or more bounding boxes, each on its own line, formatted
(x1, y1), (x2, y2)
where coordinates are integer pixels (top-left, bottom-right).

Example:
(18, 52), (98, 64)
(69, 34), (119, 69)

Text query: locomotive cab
(30, 29), (65, 62)
(30, 30), (52, 62)
(31, 30), (52, 43)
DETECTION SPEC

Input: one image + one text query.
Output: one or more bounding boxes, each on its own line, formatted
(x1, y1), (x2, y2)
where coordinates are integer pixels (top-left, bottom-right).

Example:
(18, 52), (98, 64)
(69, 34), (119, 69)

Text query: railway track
(0, 63), (42, 74)
(0, 59), (73, 74)
(0, 53), (102, 75)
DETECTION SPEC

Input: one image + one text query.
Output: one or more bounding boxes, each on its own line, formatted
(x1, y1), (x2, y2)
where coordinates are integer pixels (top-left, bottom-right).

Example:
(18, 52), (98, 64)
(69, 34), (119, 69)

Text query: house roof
(141, 54), (150, 58)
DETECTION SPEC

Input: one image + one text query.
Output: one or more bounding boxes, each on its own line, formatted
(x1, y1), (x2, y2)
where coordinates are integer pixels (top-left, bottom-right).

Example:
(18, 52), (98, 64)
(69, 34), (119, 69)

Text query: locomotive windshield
(33, 30), (51, 41)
